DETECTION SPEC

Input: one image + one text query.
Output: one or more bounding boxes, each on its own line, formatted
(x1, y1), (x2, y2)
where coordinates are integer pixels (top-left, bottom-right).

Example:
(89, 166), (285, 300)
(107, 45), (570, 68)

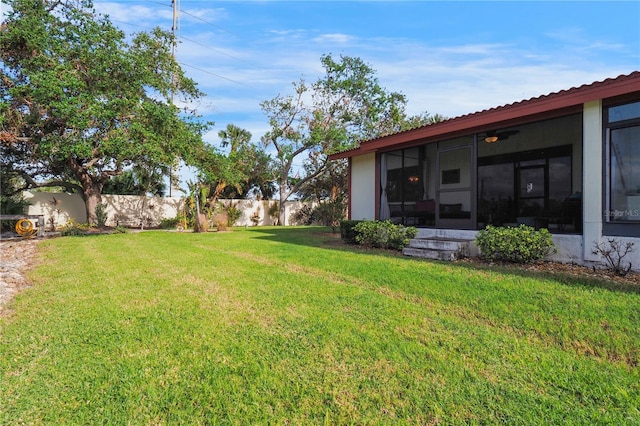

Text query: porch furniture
(534, 195), (582, 233)
(413, 199), (436, 225)
(439, 203), (471, 219)
(391, 199), (435, 226)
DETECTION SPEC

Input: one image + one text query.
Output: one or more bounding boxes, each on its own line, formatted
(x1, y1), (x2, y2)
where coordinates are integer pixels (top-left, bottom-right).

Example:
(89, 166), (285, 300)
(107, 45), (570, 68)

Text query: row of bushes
(60, 220), (129, 236)
(341, 220), (557, 264)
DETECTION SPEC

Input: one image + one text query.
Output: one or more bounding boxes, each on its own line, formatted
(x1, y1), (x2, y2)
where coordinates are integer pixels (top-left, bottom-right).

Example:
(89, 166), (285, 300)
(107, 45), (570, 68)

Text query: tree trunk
(278, 191), (287, 226)
(82, 180), (103, 225)
(67, 157), (105, 226)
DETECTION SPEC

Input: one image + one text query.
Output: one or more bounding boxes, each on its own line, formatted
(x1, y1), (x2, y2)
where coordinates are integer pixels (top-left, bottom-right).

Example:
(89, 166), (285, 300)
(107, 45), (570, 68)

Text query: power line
(178, 8), (237, 38)
(179, 35), (255, 66)
(108, 17), (256, 89)
(147, 1), (172, 10)
(110, 18), (157, 32)
(111, 18), (253, 67)
(180, 63), (255, 89)
(147, 1), (239, 38)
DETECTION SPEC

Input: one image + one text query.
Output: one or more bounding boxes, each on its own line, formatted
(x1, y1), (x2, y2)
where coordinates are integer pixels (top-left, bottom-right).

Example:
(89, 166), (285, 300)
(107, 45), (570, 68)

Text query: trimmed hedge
(340, 220), (364, 244)
(475, 224), (556, 263)
(353, 220), (417, 251)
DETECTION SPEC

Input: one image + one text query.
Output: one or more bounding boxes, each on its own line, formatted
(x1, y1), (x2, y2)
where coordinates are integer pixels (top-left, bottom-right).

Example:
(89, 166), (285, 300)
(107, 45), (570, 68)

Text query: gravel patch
(0, 239), (40, 315)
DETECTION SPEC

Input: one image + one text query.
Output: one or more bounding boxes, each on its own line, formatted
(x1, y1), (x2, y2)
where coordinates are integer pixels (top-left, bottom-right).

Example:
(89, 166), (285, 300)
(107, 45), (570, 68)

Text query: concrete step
(402, 246), (458, 261)
(402, 237), (475, 261)
(408, 237), (469, 251)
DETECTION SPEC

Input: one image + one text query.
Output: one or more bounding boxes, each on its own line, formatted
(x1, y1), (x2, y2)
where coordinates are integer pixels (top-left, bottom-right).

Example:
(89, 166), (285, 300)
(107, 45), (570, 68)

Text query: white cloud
(437, 43), (512, 56)
(88, 1), (640, 142)
(268, 29), (303, 36)
(180, 7), (228, 23)
(313, 33), (353, 44)
(94, 2), (172, 24)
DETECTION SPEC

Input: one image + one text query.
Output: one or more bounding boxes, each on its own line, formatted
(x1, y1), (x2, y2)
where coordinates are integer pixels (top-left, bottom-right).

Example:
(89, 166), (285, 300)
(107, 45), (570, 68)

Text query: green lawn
(1, 227), (639, 424)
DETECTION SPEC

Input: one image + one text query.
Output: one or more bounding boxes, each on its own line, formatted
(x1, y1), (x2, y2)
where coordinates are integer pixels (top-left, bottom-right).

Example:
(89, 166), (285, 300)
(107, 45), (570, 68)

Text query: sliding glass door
(436, 140), (475, 229)
(477, 145), (577, 232)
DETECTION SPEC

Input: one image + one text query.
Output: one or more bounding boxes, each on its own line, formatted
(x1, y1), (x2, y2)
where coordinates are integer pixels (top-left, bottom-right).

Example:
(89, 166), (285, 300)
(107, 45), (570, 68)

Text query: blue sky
(86, 0), (639, 148)
(2, 0), (639, 182)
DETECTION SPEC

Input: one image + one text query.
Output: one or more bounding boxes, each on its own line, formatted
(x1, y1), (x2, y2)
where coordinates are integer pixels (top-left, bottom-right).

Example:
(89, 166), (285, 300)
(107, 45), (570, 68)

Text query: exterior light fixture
(408, 175), (420, 183)
(484, 129), (519, 143)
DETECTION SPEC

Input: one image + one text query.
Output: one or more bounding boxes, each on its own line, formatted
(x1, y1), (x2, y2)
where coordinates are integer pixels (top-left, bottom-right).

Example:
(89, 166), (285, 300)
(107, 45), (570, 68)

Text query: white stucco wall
(102, 195), (183, 227)
(23, 191), (185, 228)
(22, 191), (314, 229)
(582, 100), (604, 262)
(23, 191), (88, 227)
(350, 153), (376, 220)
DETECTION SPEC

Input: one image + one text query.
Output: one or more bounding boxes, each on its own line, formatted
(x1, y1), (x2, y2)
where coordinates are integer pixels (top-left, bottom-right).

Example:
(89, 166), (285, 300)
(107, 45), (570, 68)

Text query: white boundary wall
(23, 191), (314, 228)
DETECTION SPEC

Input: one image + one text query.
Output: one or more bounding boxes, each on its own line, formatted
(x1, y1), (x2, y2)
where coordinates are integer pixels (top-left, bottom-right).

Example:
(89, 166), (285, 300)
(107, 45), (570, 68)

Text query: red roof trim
(330, 72), (640, 160)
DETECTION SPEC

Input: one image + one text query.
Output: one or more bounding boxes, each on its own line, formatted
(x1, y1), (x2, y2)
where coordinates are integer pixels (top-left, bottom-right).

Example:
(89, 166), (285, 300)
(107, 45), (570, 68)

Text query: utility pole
(171, 0), (179, 74)
(169, 0), (179, 197)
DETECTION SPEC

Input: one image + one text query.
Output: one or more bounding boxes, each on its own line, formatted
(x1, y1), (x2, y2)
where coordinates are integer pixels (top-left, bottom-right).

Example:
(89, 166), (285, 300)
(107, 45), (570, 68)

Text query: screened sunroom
(381, 114), (583, 233)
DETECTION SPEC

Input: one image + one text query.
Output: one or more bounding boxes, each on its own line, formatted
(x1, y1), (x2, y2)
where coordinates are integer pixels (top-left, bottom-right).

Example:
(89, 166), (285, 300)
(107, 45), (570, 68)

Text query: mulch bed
(319, 232), (640, 290)
(455, 257), (640, 288)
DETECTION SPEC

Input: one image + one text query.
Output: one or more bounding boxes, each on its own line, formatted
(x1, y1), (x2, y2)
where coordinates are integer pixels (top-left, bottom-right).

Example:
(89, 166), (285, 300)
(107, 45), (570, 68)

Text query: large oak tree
(0, 0), (210, 223)
(261, 54), (439, 225)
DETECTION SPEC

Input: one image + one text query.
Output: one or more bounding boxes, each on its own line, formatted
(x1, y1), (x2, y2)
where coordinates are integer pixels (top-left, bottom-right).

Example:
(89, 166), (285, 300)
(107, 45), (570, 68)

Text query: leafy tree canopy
(0, 0), (211, 223)
(186, 125), (257, 206)
(261, 54), (442, 224)
(102, 166), (168, 197)
(217, 124), (276, 200)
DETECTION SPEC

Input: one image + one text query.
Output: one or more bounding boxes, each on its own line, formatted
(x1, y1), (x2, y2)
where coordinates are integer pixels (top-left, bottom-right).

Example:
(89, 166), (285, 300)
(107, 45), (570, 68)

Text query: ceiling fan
(483, 129), (520, 143)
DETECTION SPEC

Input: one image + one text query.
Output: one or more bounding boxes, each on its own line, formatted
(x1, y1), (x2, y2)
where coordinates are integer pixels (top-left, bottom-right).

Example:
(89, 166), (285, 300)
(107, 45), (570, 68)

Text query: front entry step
(402, 237), (475, 261)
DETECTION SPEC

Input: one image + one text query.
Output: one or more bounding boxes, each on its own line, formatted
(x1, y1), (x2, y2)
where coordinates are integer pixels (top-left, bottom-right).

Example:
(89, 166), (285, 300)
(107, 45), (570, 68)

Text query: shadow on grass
(248, 226), (640, 295)
(247, 225), (334, 242)
(247, 225), (405, 257)
(450, 258), (640, 295)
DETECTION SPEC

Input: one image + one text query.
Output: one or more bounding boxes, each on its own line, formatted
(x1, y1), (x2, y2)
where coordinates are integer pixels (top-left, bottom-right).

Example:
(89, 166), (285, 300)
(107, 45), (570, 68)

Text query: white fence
(23, 191), (313, 229)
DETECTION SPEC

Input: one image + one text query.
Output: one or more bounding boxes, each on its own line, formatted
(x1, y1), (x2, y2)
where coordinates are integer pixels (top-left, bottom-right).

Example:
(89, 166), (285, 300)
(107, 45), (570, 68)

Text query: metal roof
(329, 71), (640, 159)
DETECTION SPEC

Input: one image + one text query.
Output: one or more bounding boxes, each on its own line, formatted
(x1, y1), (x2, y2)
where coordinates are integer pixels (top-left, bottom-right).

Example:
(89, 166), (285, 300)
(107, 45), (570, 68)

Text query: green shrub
(340, 220), (364, 244)
(354, 220), (417, 251)
(292, 205), (314, 225)
(159, 217), (181, 229)
(95, 203), (108, 227)
(60, 221), (89, 237)
(311, 199), (346, 231)
(0, 190), (30, 232)
(222, 202), (242, 227)
(475, 224), (556, 263)
(113, 226), (129, 234)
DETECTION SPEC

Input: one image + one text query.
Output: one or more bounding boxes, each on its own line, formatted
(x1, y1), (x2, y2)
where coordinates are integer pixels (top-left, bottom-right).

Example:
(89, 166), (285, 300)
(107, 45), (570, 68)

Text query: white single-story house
(329, 72), (640, 270)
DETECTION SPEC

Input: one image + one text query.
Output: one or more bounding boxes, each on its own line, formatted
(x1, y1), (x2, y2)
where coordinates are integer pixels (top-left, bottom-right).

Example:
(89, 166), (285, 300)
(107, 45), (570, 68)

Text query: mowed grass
(1, 227), (639, 425)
